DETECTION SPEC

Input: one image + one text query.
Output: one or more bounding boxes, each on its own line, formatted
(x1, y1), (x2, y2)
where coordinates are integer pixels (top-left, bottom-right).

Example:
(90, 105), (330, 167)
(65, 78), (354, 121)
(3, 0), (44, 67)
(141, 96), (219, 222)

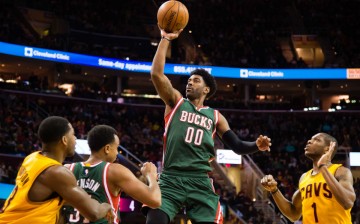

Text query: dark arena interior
(0, 0), (360, 223)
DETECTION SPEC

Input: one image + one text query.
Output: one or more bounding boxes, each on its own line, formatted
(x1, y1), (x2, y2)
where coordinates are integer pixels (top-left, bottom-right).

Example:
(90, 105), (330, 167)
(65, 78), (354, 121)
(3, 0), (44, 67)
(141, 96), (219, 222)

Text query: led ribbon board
(1, 41), (359, 79)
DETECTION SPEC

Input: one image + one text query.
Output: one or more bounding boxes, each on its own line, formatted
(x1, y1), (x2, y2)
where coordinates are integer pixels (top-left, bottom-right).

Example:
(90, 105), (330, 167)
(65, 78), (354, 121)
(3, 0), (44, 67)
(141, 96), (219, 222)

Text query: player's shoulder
(299, 171), (309, 182)
(336, 164), (350, 170)
(38, 164), (74, 183)
(108, 162), (129, 173)
(49, 164), (73, 175)
(63, 162), (80, 171)
(63, 163), (72, 169)
(334, 164), (353, 178)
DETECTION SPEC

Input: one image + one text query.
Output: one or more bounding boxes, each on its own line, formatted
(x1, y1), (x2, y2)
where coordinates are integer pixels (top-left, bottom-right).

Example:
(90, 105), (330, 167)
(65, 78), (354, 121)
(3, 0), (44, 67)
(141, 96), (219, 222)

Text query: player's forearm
(271, 190), (301, 222)
(151, 39), (170, 78)
(319, 167), (355, 209)
(221, 130), (258, 154)
(82, 201), (111, 221)
(146, 176), (162, 208)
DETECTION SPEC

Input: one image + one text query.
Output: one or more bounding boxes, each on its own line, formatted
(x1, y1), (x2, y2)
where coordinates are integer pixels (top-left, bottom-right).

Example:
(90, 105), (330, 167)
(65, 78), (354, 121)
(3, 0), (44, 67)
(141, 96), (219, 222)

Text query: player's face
(65, 123), (77, 157)
(304, 133), (326, 159)
(108, 134), (120, 162)
(186, 75), (209, 100)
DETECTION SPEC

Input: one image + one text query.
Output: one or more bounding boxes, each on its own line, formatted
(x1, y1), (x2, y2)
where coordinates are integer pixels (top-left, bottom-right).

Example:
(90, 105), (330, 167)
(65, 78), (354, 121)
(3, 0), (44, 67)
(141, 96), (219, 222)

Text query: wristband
(318, 164), (326, 169)
(271, 188), (279, 195)
(162, 36), (171, 41)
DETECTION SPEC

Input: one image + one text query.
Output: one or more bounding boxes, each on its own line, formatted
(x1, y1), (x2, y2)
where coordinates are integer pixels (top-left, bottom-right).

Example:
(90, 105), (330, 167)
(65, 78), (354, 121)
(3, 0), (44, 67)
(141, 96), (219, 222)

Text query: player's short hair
(320, 132), (338, 159)
(190, 69), (217, 98)
(87, 125), (118, 152)
(38, 116), (71, 144)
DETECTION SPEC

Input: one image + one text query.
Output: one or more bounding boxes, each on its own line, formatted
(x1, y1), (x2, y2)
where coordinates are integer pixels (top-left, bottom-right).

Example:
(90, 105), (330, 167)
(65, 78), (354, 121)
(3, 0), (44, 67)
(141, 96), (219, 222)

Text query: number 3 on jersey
(185, 127), (204, 145)
(69, 208), (89, 223)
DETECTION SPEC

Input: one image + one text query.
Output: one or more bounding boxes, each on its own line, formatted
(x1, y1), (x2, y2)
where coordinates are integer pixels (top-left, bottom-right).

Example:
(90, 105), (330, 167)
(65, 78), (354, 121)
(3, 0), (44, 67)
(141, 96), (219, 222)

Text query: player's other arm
(318, 141), (355, 209)
(151, 29), (182, 108)
(40, 166), (113, 222)
(320, 166), (355, 209)
(216, 113), (271, 154)
(109, 162), (161, 208)
(261, 174), (303, 222)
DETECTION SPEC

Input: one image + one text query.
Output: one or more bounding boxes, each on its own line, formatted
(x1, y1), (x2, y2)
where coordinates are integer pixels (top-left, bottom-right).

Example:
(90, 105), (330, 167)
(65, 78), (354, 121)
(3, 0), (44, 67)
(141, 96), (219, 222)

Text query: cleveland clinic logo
(240, 69), (248, 78)
(24, 47), (33, 57)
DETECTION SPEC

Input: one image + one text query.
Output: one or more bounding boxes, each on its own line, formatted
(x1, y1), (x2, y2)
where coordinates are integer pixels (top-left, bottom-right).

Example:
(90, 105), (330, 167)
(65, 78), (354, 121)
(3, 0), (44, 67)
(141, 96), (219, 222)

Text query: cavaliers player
(261, 133), (355, 223)
(0, 116), (113, 224)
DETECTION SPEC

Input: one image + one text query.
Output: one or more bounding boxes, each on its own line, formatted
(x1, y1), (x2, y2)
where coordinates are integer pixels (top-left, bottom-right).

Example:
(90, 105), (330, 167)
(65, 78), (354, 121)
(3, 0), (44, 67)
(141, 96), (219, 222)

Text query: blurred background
(0, 0), (360, 223)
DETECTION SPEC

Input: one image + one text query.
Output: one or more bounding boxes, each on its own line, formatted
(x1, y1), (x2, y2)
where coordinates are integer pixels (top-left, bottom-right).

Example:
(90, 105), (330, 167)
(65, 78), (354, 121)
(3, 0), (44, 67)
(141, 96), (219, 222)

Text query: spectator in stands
(0, 163), (7, 183)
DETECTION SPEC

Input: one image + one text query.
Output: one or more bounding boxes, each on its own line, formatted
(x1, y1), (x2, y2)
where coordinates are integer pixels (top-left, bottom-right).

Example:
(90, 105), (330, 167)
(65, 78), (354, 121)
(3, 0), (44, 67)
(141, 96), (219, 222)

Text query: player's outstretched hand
(106, 207), (116, 224)
(159, 26), (183, 41)
(260, 175), (278, 192)
(317, 141), (335, 167)
(256, 135), (271, 151)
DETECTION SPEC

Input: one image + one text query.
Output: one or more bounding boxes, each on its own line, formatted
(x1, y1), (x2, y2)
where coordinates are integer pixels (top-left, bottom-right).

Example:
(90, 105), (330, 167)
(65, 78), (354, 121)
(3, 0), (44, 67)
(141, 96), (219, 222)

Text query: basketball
(157, 0), (189, 33)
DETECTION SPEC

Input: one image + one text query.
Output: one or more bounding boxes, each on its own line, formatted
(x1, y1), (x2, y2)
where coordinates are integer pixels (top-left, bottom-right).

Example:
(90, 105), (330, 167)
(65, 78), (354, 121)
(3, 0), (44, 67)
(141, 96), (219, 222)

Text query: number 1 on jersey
(311, 202), (319, 223)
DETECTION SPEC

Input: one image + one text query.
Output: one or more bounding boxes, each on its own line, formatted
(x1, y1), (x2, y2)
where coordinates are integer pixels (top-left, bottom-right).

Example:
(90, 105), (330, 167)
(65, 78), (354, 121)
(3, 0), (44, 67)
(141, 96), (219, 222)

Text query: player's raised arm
(318, 141), (355, 209)
(151, 29), (183, 108)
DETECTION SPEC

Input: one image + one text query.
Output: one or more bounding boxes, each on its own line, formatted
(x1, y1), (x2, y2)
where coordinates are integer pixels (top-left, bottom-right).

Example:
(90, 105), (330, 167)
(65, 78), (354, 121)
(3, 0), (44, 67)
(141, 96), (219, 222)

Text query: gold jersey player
(261, 133), (356, 224)
(143, 28), (271, 224)
(0, 116), (113, 224)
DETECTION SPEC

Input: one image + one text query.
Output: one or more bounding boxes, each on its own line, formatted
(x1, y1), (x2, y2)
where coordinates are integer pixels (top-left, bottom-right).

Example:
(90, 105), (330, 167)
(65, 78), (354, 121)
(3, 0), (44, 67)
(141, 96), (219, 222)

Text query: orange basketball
(157, 0), (189, 33)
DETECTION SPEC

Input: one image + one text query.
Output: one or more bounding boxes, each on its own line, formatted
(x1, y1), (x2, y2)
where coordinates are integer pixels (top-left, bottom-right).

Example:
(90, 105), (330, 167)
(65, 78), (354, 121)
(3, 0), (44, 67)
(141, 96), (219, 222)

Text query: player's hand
(317, 141), (335, 167)
(260, 175), (278, 192)
(106, 207), (116, 224)
(158, 26), (183, 41)
(141, 162), (158, 180)
(256, 135), (271, 151)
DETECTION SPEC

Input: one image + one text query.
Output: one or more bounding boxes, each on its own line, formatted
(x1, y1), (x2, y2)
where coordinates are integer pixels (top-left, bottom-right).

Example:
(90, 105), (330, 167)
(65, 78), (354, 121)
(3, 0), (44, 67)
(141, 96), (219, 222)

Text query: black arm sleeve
(221, 130), (259, 155)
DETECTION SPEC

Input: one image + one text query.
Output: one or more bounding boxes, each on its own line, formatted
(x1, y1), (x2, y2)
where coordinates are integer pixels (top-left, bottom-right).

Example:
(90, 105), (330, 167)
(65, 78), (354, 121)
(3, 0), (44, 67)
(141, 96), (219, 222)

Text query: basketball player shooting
(143, 22), (271, 224)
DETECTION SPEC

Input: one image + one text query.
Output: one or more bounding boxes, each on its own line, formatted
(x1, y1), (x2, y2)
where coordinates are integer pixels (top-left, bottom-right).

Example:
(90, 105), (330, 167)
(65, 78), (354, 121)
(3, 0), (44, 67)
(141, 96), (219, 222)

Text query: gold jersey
(0, 151), (64, 224)
(299, 164), (352, 224)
